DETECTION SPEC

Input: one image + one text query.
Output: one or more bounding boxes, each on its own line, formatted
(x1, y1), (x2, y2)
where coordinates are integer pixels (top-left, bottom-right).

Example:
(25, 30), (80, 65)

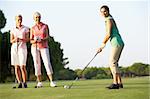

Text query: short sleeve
(25, 27), (30, 33)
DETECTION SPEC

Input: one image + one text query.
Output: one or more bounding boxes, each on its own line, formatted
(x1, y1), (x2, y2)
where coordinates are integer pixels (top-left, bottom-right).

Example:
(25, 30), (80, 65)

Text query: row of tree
(0, 10), (7, 83)
(55, 62), (150, 80)
(75, 62), (150, 80)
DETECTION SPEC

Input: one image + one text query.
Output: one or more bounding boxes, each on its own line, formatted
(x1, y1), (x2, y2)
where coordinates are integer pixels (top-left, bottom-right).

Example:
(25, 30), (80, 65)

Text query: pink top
(11, 25), (29, 49)
(31, 22), (49, 48)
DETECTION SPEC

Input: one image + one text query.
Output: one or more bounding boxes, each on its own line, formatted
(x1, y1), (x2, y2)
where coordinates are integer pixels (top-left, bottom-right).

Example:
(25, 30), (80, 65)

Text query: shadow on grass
(124, 82), (149, 85)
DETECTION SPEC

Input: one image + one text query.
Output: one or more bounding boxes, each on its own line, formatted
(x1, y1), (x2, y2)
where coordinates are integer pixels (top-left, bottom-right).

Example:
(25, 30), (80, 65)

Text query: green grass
(0, 77), (149, 99)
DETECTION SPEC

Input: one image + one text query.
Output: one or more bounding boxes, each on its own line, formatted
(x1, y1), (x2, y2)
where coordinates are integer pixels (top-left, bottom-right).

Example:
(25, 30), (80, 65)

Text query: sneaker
(118, 84), (123, 88)
(18, 83), (22, 88)
(50, 81), (56, 87)
(23, 83), (28, 88)
(35, 82), (43, 88)
(106, 84), (119, 89)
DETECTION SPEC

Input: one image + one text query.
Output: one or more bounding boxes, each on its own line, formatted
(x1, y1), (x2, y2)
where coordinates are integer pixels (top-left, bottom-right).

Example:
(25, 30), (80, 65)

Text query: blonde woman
(10, 15), (29, 88)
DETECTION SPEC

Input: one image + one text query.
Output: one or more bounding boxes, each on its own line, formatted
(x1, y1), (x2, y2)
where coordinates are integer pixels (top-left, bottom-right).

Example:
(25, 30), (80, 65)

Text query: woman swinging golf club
(97, 5), (124, 89)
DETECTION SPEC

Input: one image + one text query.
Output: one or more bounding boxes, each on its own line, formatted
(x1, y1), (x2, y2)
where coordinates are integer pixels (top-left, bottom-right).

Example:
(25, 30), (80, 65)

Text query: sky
(0, 0), (149, 70)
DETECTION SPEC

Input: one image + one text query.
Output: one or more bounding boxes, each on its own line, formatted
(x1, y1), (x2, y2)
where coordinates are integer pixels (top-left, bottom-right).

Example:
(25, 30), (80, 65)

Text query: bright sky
(0, 0), (149, 70)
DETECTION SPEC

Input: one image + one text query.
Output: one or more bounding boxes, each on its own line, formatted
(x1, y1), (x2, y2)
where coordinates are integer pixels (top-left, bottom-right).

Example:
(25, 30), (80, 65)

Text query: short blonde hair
(15, 14), (22, 20)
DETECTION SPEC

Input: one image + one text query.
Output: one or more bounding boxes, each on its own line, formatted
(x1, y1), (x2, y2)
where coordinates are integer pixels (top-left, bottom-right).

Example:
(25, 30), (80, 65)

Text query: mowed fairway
(0, 77), (149, 99)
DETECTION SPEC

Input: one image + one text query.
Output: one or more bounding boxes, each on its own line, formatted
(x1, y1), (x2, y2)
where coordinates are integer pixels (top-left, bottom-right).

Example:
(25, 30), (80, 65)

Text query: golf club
(12, 36), (19, 89)
(34, 37), (42, 88)
(12, 78), (17, 89)
(64, 52), (99, 89)
(35, 40), (38, 64)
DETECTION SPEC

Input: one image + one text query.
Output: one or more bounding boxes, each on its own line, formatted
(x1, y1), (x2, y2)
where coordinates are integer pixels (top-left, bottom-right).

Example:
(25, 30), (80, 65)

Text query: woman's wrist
(100, 43), (106, 49)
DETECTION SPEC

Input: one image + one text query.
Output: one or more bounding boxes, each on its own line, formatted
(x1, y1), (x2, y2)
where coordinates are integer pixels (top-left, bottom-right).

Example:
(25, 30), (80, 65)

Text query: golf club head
(35, 86), (43, 88)
(63, 52), (98, 89)
(68, 85), (72, 89)
(12, 86), (16, 89)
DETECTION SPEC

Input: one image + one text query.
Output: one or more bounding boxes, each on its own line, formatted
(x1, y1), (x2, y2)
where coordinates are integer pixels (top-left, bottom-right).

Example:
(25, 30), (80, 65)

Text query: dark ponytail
(100, 5), (109, 13)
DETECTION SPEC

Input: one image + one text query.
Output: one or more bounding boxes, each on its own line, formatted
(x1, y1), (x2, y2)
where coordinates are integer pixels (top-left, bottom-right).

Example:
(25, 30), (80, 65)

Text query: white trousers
(109, 46), (124, 74)
(31, 46), (53, 76)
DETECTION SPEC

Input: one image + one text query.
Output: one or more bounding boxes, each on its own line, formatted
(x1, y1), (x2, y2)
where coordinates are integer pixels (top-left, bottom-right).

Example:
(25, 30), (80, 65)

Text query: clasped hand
(34, 36), (42, 43)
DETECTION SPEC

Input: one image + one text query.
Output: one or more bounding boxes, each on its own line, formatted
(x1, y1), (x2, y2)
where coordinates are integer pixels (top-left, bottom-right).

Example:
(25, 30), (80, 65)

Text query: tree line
(75, 62), (150, 80)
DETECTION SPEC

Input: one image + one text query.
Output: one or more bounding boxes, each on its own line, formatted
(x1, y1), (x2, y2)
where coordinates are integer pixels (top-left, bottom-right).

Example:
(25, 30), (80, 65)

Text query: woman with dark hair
(97, 5), (124, 89)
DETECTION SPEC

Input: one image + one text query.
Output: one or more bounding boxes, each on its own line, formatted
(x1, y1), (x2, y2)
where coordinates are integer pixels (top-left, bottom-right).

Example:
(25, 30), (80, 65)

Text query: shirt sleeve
(25, 27), (30, 33)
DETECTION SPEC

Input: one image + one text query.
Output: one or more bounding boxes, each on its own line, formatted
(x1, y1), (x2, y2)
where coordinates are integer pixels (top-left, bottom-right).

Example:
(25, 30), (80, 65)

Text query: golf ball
(64, 85), (69, 89)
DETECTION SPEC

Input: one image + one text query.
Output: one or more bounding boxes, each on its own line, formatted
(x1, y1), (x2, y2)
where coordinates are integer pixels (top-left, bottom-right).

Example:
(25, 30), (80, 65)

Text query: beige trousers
(109, 46), (124, 74)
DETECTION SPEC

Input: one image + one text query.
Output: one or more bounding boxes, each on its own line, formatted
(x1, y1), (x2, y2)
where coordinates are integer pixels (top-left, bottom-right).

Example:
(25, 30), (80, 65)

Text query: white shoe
(50, 81), (56, 87)
(36, 82), (43, 88)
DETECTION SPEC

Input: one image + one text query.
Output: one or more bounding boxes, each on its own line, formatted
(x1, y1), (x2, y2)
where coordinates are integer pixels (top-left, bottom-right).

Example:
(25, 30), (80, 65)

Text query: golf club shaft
(69, 52), (99, 88)
(80, 52), (99, 76)
(36, 42), (38, 64)
(13, 37), (18, 88)
(13, 68), (17, 88)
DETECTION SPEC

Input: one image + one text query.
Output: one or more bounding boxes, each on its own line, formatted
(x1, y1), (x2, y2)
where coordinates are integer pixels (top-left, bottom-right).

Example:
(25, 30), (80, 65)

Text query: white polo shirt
(11, 25), (29, 49)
